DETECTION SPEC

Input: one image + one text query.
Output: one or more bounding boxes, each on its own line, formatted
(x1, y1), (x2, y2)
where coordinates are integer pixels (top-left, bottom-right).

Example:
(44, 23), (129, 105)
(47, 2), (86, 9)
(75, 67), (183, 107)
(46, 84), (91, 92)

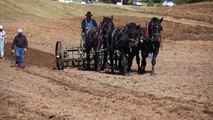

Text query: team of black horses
(85, 16), (163, 75)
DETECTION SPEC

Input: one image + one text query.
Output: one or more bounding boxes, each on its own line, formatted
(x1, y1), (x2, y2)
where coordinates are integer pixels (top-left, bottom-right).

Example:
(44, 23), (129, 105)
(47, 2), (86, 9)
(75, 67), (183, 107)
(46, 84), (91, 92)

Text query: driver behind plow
(81, 11), (97, 47)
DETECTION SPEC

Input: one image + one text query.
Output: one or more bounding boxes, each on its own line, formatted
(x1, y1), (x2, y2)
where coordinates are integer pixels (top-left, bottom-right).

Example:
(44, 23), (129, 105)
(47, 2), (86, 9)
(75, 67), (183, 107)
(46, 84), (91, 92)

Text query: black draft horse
(128, 17), (163, 74)
(141, 17), (163, 74)
(99, 16), (115, 70)
(108, 26), (129, 75)
(85, 16), (114, 71)
(127, 24), (144, 72)
(108, 23), (140, 75)
(100, 17), (141, 75)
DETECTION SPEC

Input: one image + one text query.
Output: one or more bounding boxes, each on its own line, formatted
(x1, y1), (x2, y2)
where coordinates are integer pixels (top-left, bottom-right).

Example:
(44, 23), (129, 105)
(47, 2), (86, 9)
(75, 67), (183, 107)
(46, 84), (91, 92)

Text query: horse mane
(126, 23), (137, 29)
(151, 17), (158, 22)
(103, 16), (112, 21)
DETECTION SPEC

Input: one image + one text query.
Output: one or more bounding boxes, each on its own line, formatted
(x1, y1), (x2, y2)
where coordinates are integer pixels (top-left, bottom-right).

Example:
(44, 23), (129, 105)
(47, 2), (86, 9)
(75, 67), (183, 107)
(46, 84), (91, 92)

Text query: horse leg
(110, 51), (114, 74)
(135, 50), (140, 73)
(94, 52), (98, 71)
(114, 53), (118, 68)
(140, 51), (147, 74)
(86, 47), (91, 70)
(119, 53), (122, 70)
(100, 50), (106, 70)
(151, 49), (159, 74)
(127, 52), (134, 72)
(120, 52), (128, 75)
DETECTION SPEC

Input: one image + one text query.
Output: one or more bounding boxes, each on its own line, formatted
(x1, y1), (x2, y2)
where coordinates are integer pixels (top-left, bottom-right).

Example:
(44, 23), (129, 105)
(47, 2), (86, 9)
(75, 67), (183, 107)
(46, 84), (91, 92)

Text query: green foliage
(147, 0), (154, 6)
(153, 0), (161, 2)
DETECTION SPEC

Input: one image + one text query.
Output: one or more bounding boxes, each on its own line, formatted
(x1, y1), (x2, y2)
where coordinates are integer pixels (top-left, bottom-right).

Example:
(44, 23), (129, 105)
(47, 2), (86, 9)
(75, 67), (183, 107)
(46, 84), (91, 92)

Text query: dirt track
(0, 2), (213, 119)
(1, 40), (213, 120)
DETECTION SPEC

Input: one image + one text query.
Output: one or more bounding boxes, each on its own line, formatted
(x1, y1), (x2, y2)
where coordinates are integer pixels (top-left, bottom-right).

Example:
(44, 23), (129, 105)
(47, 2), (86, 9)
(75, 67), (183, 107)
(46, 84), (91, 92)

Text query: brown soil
(141, 2), (213, 24)
(0, 3), (213, 120)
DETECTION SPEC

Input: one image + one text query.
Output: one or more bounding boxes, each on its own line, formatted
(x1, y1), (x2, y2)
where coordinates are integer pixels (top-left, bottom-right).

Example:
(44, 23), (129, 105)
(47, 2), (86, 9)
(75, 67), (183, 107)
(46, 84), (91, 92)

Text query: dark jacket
(81, 18), (97, 32)
(12, 35), (28, 49)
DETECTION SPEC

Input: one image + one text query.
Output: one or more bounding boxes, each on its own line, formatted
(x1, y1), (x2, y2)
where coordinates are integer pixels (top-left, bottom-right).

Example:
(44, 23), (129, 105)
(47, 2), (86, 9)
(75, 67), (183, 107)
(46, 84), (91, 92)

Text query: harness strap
(146, 22), (150, 37)
(158, 34), (161, 42)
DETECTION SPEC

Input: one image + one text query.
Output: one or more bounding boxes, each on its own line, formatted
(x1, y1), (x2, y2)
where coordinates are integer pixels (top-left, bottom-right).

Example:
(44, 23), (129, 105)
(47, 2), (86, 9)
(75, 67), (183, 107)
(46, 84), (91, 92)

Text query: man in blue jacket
(81, 11), (97, 46)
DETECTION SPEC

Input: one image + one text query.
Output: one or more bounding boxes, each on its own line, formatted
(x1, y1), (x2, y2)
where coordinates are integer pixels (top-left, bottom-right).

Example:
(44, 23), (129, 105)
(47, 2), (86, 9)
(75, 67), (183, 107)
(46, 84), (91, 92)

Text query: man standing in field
(12, 28), (28, 68)
(0, 25), (7, 59)
(81, 11), (97, 46)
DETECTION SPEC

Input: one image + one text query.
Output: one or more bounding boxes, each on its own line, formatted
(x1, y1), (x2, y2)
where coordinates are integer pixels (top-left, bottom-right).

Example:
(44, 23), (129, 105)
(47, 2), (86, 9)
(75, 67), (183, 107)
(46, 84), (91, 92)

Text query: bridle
(100, 18), (114, 44)
(146, 21), (162, 43)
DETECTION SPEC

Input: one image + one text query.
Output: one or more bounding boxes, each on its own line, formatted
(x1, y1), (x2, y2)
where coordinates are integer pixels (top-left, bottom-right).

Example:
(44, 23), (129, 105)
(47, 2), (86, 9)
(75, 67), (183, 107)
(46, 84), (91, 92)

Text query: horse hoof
(97, 66), (104, 71)
(150, 71), (155, 76)
(139, 70), (145, 74)
(96, 68), (102, 72)
(111, 71), (115, 74)
(124, 72), (130, 76)
(85, 67), (91, 71)
(127, 68), (132, 72)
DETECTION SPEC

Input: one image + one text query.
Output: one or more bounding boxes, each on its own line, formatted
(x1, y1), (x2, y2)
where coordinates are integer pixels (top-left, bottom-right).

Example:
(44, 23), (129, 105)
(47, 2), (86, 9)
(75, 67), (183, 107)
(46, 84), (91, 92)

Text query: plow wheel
(55, 41), (64, 70)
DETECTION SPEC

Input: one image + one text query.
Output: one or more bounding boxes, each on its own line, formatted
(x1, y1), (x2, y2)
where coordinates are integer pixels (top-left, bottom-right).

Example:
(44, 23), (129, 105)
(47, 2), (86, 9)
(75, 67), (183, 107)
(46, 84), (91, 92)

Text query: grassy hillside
(0, 0), (211, 27)
(0, 0), (142, 22)
(0, 0), (84, 21)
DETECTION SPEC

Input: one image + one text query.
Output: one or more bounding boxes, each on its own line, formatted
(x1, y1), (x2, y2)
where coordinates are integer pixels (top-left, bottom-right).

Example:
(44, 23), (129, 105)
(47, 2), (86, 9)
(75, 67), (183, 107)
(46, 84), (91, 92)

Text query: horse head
(126, 23), (141, 47)
(147, 17), (163, 43)
(101, 16), (114, 38)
